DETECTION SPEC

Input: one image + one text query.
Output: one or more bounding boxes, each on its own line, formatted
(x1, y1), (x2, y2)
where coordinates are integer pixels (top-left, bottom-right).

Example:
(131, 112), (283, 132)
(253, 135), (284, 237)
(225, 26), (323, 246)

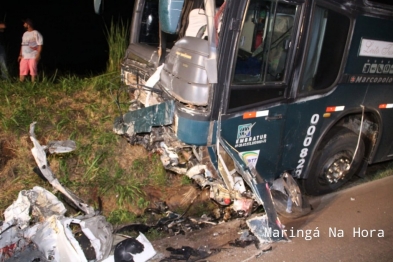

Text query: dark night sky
(1, 0), (134, 76)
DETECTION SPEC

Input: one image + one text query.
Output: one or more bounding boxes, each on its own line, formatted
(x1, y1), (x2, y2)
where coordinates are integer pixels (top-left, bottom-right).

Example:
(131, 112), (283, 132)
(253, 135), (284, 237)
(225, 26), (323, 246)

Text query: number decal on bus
(295, 114), (320, 177)
(296, 158), (305, 170)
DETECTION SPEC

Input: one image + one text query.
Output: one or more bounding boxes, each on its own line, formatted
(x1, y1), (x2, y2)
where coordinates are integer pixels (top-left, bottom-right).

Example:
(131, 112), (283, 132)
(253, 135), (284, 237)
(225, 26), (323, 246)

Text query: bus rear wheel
(303, 129), (365, 196)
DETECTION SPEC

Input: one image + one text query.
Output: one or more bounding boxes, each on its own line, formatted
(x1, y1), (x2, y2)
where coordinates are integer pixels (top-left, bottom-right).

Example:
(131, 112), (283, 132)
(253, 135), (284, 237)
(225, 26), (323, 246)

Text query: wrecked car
(109, 0), (393, 230)
(0, 123), (157, 262)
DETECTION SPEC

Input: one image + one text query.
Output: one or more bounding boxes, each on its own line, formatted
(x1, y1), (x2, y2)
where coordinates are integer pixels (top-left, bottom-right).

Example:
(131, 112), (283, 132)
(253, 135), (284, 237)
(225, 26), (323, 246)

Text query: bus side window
(299, 6), (350, 93)
(139, 0), (160, 46)
(228, 0), (298, 110)
(233, 0), (296, 84)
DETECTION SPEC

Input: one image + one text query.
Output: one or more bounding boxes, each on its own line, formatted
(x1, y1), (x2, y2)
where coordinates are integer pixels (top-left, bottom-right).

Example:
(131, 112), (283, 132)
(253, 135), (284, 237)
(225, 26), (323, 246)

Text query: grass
(359, 161), (393, 182)
(107, 209), (137, 225)
(0, 19), (174, 225)
(181, 175), (193, 185)
(105, 18), (130, 73)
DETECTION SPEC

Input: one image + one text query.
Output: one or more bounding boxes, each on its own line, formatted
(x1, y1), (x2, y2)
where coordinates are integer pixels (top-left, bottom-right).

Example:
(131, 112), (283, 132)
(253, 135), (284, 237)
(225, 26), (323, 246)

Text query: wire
(349, 105), (365, 168)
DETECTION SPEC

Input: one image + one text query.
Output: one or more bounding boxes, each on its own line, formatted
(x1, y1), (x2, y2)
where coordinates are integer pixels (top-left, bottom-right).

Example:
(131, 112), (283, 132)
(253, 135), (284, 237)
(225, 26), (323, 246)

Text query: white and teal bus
(110, 0), (393, 225)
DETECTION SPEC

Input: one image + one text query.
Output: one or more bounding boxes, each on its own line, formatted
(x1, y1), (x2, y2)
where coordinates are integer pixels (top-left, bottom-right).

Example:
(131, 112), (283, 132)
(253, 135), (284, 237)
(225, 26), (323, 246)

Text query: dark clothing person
(0, 22), (8, 79)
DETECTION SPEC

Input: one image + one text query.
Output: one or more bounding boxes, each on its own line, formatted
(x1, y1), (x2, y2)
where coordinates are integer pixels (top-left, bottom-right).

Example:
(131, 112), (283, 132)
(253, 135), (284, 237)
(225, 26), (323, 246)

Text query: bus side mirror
(94, 0), (101, 14)
(159, 0), (185, 34)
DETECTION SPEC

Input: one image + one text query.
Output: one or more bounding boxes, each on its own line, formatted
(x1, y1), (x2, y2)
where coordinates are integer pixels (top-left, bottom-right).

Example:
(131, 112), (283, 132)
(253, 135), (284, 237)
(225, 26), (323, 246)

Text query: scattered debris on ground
(0, 122), (289, 261)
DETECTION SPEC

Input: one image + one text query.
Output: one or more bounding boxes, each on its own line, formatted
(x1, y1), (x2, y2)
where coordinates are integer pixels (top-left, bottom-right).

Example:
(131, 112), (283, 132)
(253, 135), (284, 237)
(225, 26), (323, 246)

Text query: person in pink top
(18, 18), (43, 82)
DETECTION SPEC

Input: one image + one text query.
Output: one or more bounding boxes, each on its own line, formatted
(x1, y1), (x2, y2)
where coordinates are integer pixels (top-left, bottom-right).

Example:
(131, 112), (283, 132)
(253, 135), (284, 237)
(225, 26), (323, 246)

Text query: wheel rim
(319, 152), (352, 184)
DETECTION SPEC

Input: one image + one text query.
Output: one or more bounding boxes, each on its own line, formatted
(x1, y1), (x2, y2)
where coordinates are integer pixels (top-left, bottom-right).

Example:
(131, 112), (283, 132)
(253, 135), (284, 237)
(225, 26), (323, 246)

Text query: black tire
(303, 129), (365, 196)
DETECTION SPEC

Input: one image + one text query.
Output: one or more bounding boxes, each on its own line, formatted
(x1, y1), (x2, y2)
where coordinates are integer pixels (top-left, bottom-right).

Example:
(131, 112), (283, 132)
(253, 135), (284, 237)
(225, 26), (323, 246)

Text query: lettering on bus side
(295, 114), (320, 178)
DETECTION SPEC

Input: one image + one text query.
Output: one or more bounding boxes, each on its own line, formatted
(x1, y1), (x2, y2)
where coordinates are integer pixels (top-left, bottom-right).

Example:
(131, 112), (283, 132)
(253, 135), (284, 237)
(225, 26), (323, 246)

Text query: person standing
(18, 18), (43, 82)
(0, 21), (8, 79)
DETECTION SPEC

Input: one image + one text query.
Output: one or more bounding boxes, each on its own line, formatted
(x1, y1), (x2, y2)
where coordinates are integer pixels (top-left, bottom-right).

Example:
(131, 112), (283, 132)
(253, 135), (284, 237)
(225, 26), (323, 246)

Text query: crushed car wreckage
(0, 122), (156, 262)
(113, 95), (294, 241)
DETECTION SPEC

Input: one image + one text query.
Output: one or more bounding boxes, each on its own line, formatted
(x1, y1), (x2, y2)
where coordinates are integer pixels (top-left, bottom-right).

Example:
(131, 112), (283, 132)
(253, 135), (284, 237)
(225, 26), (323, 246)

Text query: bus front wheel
(303, 129), (365, 196)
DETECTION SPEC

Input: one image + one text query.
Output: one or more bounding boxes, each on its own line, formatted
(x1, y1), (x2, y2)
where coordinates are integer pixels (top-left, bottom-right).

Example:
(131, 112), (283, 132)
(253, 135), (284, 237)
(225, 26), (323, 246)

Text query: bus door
(217, 0), (301, 182)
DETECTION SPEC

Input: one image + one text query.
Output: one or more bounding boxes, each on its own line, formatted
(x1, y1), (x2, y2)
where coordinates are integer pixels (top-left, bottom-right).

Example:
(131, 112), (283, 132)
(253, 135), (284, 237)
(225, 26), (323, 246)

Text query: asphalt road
(151, 176), (393, 262)
(258, 175), (393, 262)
